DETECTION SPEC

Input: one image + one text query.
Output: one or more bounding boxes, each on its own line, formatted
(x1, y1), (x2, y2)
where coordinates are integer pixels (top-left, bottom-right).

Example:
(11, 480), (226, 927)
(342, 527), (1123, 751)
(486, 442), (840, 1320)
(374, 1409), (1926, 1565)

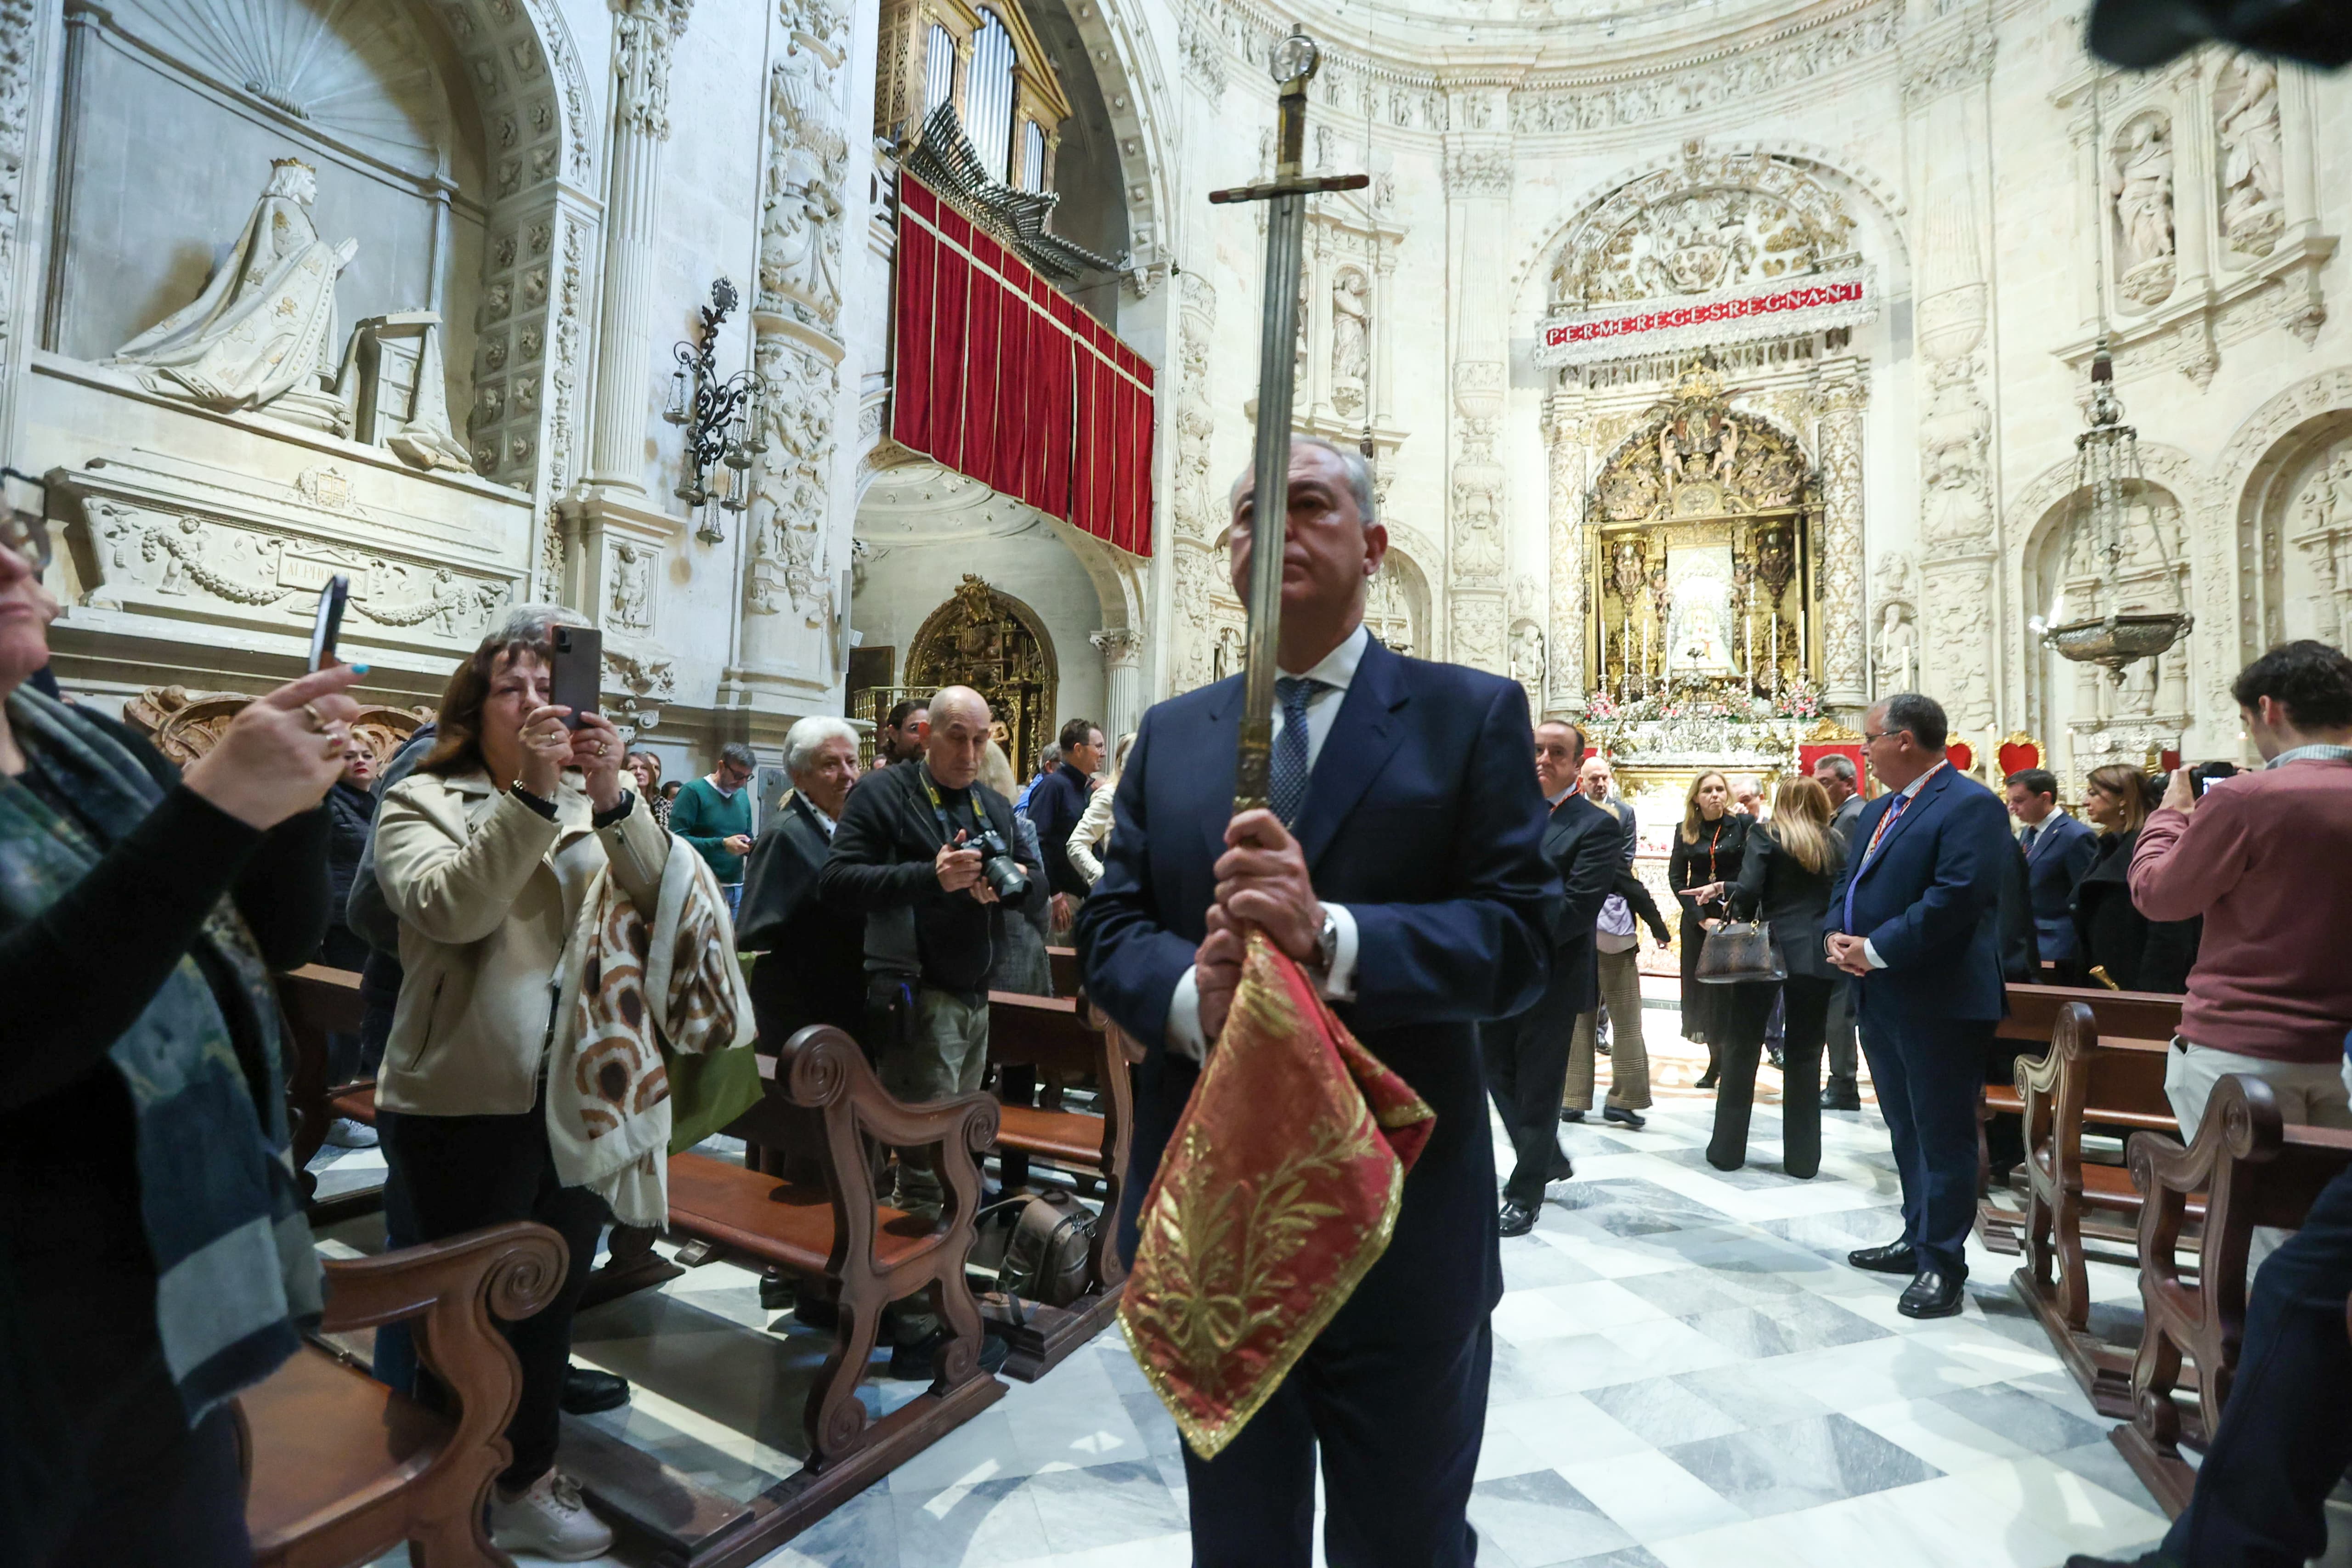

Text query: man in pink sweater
(2130, 639), (2352, 1139)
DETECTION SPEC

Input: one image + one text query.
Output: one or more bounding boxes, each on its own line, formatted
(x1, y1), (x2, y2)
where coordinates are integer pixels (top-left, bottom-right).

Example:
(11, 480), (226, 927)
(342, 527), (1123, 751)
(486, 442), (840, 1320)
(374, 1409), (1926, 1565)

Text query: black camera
(2160, 759), (2239, 799)
(968, 827), (1029, 901)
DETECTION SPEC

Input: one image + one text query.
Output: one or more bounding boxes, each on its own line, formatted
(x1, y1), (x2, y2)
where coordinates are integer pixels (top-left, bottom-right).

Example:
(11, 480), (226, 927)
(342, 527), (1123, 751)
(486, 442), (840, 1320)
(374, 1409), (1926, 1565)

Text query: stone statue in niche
(1874, 600), (1919, 696)
(1509, 620), (1545, 693)
(2216, 55), (2285, 259)
(2109, 118), (2177, 310)
(1330, 269), (1368, 418)
(611, 543), (652, 629)
(112, 158), (357, 429)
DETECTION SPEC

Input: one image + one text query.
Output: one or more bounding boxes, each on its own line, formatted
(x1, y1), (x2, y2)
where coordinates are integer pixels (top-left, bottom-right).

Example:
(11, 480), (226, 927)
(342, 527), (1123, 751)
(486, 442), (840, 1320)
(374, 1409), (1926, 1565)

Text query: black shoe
(1602, 1105), (1645, 1130)
(1558, 1107), (1586, 1123)
(1898, 1269), (1966, 1319)
(1820, 1076), (1862, 1111)
(888, 1329), (1009, 1381)
(1848, 1240), (1917, 1274)
(1498, 1200), (1538, 1238)
(1694, 1070), (1720, 1090)
(560, 1365), (631, 1415)
(1547, 1150), (1576, 1183)
(758, 1268), (793, 1312)
(1766, 1045), (1785, 1071)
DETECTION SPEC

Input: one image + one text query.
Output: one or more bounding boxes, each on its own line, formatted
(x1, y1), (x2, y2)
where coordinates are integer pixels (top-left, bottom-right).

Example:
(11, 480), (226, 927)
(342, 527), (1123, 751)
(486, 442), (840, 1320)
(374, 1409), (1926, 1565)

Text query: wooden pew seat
(665, 1154), (944, 1275)
(2114, 1074), (2352, 1517)
(240, 1221), (565, 1568)
(995, 1103), (1113, 1167)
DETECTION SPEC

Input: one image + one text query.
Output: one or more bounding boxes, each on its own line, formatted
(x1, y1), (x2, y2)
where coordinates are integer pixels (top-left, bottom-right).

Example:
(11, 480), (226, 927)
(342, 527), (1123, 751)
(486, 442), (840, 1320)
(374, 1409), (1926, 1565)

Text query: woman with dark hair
(2071, 764), (2200, 993)
(1, 513), (362, 1567)
(1669, 769), (1750, 1088)
(373, 613), (672, 1562)
(1710, 776), (1847, 1177)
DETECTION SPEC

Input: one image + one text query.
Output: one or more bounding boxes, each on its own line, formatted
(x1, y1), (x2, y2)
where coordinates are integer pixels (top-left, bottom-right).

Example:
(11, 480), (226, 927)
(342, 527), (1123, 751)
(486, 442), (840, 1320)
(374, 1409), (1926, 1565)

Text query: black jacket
(322, 781), (376, 929)
(2070, 829), (2200, 994)
(1024, 762), (1095, 898)
(739, 793), (867, 1041)
(1730, 824), (1848, 981)
(1996, 835), (2041, 983)
(820, 760), (1042, 996)
(1669, 812), (1751, 920)
(1525, 793), (1626, 1019)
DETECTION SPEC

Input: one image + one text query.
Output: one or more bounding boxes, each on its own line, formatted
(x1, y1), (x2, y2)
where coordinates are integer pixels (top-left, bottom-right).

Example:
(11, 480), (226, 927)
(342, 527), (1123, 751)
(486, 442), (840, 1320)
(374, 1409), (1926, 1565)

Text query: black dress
(1669, 812), (1751, 1049)
(2070, 828), (2200, 993)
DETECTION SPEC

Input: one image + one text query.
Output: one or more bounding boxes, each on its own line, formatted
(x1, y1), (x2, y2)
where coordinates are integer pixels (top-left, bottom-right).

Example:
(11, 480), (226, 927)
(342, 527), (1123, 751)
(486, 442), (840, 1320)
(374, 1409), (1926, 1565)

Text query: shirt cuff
(592, 789), (636, 831)
(1863, 938), (1888, 969)
(1320, 902), (1360, 1003)
(507, 783), (559, 821)
(1166, 966), (1207, 1062)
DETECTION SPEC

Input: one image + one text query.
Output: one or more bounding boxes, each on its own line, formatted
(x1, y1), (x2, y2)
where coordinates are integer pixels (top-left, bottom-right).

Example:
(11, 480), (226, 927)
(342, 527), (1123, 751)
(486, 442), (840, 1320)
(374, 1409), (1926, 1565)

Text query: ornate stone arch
(1509, 139), (1911, 319)
(1058, 0), (1173, 288)
(2214, 368), (2352, 668)
(907, 573), (1061, 773)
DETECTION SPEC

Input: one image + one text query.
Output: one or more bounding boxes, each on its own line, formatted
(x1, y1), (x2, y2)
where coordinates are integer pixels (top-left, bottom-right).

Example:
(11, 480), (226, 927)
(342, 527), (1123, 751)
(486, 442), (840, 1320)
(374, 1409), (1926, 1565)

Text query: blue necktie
(1269, 676), (1325, 826)
(2021, 824), (2039, 857)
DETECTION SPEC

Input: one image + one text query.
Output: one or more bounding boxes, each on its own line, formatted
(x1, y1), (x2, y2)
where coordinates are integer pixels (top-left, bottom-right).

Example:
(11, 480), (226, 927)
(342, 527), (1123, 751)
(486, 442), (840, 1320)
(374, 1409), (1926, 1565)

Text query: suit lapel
(1197, 675), (1246, 866)
(1293, 640), (1409, 874)
(1858, 766), (1949, 886)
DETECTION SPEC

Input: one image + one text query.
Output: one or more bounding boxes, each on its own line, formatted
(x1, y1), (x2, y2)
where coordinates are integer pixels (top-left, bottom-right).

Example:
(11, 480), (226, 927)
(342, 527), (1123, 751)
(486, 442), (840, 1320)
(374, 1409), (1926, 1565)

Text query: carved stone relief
(1815, 365), (1868, 709)
(1550, 145), (1858, 309)
(2109, 113), (2177, 311)
(0, 0), (38, 424)
(2214, 53), (2283, 262)
(2286, 444), (2352, 648)
(747, 339), (838, 622)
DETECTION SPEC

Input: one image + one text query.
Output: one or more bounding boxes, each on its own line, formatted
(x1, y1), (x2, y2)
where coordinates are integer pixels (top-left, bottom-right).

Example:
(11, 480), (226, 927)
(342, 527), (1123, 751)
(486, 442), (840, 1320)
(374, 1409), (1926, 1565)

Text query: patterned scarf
(544, 832), (754, 1225)
(0, 687), (321, 1421)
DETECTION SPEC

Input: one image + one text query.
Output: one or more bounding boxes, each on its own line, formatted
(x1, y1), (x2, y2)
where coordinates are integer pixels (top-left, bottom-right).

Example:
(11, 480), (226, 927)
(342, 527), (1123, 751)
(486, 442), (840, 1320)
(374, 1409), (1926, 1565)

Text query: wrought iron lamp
(2039, 340), (2193, 682)
(662, 278), (769, 544)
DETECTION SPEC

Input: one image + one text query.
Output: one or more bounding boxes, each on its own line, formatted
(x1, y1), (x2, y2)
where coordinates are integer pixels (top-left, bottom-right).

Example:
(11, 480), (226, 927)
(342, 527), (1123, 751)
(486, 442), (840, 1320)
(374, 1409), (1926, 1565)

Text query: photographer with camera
(819, 685), (1041, 1214)
(2128, 640), (2352, 1142)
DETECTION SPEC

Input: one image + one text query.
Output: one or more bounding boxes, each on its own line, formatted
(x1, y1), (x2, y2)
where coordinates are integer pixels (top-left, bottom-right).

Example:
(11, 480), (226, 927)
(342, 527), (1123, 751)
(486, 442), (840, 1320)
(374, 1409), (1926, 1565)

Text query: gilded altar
(1588, 363), (1821, 707)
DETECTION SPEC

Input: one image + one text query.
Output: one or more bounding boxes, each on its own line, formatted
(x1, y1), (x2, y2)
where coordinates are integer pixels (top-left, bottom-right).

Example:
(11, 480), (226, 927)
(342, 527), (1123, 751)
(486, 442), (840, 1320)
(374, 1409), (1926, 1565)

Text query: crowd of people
(10, 439), (2352, 1568)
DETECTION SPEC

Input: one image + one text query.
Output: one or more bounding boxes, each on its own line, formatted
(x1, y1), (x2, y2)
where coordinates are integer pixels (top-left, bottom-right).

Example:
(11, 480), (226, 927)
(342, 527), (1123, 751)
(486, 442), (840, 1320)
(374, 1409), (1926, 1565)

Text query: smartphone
(307, 575), (351, 672)
(549, 625), (602, 730)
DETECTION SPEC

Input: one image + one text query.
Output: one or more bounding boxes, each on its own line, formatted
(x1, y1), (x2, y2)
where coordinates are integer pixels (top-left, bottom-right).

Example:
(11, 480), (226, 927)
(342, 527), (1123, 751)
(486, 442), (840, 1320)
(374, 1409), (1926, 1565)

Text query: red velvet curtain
(891, 176), (1154, 556)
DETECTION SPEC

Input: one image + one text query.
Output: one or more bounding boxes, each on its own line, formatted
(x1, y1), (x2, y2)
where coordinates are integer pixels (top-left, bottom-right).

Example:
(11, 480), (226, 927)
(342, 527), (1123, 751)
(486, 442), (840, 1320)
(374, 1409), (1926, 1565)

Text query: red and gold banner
(1120, 931), (1434, 1459)
(892, 176), (1155, 556)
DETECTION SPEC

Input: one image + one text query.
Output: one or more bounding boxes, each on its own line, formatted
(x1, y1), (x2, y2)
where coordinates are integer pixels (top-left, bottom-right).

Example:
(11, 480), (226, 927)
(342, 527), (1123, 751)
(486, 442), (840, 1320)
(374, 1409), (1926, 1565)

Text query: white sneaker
(322, 1117), (378, 1149)
(487, 1470), (613, 1561)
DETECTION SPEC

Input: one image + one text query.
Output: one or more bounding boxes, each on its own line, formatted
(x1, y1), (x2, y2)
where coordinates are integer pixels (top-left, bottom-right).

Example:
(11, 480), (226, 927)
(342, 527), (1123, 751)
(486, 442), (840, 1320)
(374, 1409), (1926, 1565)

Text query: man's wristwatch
(1312, 906), (1339, 974)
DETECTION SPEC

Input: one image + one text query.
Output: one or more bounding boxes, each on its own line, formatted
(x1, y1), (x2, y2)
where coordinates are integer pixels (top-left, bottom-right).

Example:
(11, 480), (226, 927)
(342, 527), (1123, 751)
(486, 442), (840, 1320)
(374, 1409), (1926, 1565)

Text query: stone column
(1541, 385), (1589, 716)
(1816, 364), (1869, 713)
(585, 0), (693, 494)
(2165, 56), (2216, 304)
(1439, 77), (1515, 675)
(1091, 627), (1144, 742)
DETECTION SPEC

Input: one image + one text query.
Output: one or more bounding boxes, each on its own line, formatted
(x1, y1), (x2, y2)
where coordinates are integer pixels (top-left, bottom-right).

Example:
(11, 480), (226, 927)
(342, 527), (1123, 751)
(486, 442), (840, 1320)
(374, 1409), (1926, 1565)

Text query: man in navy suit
(1825, 692), (2013, 1319)
(2004, 766), (2097, 979)
(1079, 437), (1557, 1568)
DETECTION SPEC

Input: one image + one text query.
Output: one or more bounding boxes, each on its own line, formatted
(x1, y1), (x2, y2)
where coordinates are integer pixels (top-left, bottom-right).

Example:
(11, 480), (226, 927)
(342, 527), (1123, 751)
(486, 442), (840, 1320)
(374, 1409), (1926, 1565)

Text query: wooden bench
(565, 1025), (1004, 1563)
(1046, 943), (1082, 999)
(987, 989), (1133, 1380)
(1978, 984), (2184, 1254)
(238, 1220), (566, 1568)
(2010, 999), (2196, 1416)
(2113, 1074), (2352, 1516)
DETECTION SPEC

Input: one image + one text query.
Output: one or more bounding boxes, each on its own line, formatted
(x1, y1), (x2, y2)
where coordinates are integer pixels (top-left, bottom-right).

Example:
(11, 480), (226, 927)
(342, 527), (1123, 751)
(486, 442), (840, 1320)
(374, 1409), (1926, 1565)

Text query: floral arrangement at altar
(1580, 679), (1826, 766)
(1584, 678), (1821, 725)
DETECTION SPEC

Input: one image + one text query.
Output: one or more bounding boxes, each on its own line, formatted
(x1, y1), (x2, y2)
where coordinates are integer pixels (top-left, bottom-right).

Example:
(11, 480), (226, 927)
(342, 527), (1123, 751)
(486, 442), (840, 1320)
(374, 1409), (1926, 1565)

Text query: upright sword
(1209, 28), (1367, 814)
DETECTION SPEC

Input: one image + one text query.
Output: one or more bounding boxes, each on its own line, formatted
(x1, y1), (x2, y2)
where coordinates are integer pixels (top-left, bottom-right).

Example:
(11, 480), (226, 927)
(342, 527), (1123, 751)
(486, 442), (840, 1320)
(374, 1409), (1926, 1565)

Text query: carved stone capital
(613, 0), (693, 140)
(1442, 146), (1513, 200)
(1091, 626), (1145, 666)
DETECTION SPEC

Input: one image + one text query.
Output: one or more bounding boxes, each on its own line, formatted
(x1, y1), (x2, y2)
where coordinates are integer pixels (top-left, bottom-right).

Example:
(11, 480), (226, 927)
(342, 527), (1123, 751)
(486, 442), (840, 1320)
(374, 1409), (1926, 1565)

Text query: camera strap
(919, 768), (990, 847)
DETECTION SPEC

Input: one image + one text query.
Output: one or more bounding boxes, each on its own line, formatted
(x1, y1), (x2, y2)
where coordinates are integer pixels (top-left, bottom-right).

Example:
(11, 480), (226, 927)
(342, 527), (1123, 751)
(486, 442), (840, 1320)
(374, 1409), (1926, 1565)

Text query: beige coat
(373, 769), (671, 1117)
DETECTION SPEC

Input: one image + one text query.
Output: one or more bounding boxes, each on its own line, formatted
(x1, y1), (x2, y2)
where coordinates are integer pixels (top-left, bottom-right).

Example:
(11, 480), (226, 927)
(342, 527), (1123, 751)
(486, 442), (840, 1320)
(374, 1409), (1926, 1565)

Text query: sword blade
(1234, 186), (1307, 815)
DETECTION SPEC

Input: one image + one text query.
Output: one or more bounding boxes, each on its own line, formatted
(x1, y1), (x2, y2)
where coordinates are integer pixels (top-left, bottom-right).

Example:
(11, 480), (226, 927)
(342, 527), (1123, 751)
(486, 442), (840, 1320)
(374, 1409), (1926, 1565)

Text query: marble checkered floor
(321, 1034), (2179, 1568)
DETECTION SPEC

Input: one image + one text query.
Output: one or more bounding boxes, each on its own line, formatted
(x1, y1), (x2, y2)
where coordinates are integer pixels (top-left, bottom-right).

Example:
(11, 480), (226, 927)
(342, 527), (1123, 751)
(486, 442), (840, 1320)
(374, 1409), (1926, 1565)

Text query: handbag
(1693, 917), (1787, 985)
(665, 1038), (767, 1154)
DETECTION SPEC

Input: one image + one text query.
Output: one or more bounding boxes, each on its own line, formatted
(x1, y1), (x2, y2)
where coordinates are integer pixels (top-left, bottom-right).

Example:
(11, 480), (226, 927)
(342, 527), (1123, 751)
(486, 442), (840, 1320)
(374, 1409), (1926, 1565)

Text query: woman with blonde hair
(1668, 769), (1750, 1085)
(1709, 776), (1847, 1176)
(1065, 730), (1136, 885)
(2070, 764), (2199, 992)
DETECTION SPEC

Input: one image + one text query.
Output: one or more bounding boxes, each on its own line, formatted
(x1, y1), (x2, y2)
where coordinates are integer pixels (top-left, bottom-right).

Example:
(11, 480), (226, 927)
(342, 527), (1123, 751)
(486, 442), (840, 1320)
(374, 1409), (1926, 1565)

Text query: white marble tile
(1554, 1449), (1750, 1542)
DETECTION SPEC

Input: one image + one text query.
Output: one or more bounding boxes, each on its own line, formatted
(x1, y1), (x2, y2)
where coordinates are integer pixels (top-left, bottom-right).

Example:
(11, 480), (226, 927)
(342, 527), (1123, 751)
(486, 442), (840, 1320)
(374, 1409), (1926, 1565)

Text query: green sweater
(670, 776), (754, 884)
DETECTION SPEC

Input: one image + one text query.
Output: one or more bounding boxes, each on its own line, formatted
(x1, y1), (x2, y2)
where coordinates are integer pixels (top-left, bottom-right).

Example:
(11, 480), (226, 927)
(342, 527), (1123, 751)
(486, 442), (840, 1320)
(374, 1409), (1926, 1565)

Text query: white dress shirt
(1165, 621), (1370, 1060)
(804, 795), (837, 838)
(1856, 762), (1945, 970)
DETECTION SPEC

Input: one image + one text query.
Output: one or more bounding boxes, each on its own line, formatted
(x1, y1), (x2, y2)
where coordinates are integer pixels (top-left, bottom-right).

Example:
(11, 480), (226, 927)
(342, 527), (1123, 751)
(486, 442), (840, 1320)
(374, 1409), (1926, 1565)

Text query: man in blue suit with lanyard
(1824, 692), (2013, 1319)
(1079, 436), (1557, 1566)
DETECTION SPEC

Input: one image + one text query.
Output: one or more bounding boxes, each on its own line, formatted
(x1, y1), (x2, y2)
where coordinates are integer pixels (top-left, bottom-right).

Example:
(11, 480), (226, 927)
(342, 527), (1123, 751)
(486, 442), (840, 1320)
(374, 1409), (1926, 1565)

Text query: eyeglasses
(0, 468), (50, 575)
(1861, 729), (1894, 746)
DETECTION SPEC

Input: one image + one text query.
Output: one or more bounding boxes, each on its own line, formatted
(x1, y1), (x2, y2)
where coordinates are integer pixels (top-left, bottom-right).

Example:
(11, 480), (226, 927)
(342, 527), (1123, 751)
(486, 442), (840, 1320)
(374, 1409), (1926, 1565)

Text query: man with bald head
(820, 685), (1041, 1257)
